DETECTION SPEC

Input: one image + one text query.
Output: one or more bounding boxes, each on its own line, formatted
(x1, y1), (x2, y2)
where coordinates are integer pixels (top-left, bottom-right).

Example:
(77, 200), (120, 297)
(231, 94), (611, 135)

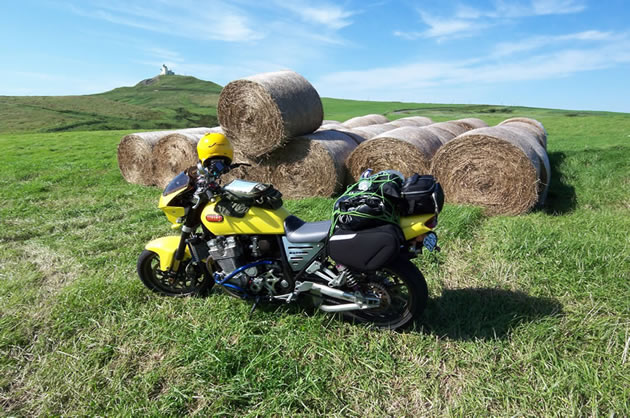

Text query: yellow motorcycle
(137, 134), (442, 330)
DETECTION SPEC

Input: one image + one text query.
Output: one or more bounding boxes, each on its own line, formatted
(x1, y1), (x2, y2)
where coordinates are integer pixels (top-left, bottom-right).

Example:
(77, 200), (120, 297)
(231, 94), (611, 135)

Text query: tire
(342, 257), (428, 330)
(137, 250), (212, 297)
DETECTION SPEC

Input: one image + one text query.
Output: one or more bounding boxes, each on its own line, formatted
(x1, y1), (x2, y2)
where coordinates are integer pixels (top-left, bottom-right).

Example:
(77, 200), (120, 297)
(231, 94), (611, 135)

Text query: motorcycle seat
(284, 215), (331, 243)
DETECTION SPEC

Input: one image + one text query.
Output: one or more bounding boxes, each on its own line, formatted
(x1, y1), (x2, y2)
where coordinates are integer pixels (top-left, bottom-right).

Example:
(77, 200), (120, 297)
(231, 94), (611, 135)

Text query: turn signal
(425, 216), (438, 229)
(205, 214), (224, 222)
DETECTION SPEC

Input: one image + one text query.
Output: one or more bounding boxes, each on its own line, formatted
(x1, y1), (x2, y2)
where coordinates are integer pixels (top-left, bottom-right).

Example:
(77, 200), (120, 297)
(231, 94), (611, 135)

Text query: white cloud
(531, 0), (586, 15)
(316, 35), (630, 100)
(493, 30), (615, 56)
(271, 1), (356, 30)
(397, 0), (588, 41)
(67, 1), (264, 42)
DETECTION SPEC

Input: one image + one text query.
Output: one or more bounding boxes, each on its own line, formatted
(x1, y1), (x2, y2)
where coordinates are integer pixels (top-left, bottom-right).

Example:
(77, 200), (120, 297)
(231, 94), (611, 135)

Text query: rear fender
(145, 236), (191, 271)
(400, 214), (435, 240)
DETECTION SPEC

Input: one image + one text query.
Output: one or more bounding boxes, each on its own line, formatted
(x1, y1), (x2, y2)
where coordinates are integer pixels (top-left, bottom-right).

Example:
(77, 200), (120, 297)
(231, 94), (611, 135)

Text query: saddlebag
(328, 224), (404, 271)
(400, 174), (444, 215)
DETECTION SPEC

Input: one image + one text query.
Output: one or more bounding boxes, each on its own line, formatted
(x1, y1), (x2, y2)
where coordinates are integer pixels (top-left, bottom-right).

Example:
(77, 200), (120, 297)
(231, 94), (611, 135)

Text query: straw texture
(217, 70), (323, 159)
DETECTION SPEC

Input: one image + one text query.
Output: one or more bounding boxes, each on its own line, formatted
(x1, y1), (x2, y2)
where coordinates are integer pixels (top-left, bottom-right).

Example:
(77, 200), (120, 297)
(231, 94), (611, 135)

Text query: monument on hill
(160, 64), (174, 76)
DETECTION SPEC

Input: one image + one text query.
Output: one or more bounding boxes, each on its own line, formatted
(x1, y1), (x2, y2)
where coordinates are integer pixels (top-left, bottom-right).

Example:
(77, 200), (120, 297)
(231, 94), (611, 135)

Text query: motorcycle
(137, 158), (441, 330)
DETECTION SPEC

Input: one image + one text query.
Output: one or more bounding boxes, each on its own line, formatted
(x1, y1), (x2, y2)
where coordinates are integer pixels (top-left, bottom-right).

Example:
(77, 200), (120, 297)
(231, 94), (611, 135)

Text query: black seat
(284, 215), (331, 243)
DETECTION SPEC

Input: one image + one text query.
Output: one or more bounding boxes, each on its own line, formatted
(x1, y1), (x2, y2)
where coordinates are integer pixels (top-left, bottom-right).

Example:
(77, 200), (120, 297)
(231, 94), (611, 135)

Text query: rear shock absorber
(344, 269), (358, 288)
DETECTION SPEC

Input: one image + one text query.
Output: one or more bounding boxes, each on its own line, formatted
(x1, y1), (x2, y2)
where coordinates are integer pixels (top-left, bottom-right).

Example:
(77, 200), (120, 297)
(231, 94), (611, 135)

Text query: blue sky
(1, 0), (629, 112)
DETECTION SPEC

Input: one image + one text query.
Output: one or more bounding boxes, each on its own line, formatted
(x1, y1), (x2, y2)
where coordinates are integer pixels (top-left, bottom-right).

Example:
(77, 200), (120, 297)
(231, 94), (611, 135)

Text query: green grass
(1, 107), (630, 415)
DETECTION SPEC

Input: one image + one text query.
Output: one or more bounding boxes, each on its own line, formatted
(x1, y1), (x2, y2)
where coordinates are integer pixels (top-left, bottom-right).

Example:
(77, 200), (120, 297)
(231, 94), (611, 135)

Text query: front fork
(169, 197), (206, 275)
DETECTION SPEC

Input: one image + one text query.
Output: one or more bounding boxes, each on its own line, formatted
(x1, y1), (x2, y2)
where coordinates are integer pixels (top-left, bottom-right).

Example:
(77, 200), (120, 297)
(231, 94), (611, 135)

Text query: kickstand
(249, 296), (261, 318)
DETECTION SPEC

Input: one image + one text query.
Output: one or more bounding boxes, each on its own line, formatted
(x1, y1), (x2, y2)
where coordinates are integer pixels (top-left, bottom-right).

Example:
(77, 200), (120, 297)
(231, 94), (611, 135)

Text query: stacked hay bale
(152, 127), (223, 188)
(217, 70), (324, 159)
(382, 116), (434, 129)
(424, 121), (473, 145)
(431, 118), (549, 215)
(218, 70), (364, 198)
(347, 127), (443, 180)
(117, 127), (211, 186)
(342, 114), (389, 128)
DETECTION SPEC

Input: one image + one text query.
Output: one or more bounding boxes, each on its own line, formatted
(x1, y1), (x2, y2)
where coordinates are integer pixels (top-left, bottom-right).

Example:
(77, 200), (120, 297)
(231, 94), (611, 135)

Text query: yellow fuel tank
(201, 199), (290, 235)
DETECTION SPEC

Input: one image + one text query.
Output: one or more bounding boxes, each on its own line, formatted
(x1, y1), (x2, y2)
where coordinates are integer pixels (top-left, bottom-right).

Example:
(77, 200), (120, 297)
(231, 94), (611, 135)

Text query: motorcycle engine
(207, 236), (291, 296)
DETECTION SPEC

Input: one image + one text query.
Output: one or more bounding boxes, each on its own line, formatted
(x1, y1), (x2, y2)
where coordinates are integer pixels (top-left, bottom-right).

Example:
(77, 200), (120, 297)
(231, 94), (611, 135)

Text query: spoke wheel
(137, 250), (212, 297)
(342, 257), (427, 330)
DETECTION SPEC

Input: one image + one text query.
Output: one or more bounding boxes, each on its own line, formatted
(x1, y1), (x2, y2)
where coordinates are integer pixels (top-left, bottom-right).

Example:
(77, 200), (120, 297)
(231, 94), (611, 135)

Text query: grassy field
(1, 105), (629, 415)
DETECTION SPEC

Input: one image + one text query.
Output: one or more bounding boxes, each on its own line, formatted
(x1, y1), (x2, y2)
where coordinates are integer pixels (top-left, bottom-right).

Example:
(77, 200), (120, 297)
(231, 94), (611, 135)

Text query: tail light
(425, 216), (438, 229)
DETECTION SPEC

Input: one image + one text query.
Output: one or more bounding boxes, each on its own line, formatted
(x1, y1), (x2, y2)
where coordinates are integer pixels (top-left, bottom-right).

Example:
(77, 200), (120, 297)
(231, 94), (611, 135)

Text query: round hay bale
(342, 114), (389, 128)
(265, 130), (358, 198)
(400, 116), (434, 126)
(500, 125), (550, 205)
(451, 118), (488, 130)
(431, 126), (550, 215)
(152, 127), (223, 188)
(217, 70), (323, 159)
(387, 116), (434, 128)
(351, 124), (393, 140)
(117, 127), (211, 186)
(499, 118), (547, 148)
(221, 149), (272, 185)
(347, 127), (443, 180)
(424, 121), (470, 145)
(317, 122), (346, 131)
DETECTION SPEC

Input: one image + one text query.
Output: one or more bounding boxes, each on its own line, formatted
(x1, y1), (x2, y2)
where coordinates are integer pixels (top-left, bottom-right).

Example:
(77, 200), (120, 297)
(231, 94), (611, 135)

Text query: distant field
(1, 104), (629, 415)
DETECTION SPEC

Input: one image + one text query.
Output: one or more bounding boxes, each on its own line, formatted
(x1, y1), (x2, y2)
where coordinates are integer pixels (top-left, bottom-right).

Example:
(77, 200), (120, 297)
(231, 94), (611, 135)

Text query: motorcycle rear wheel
(342, 257), (428, 330)
(137, 250), (212, 297)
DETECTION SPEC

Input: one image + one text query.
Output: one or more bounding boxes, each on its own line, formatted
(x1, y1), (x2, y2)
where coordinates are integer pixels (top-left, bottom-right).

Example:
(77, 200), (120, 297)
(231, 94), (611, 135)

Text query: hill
(0, 75), (222, 134)
(1, 75), (620, 135)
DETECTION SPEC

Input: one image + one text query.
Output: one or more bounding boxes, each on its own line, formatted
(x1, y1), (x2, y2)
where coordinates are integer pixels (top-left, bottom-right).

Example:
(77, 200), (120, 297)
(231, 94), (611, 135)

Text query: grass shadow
(542, 151), (576, 215)
(417, 287), (563, 340)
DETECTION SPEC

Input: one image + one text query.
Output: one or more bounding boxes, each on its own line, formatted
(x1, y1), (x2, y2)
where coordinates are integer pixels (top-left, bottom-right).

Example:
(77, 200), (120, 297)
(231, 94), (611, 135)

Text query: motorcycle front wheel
(137, 250), (212, 297)
(342, 257), (428, 330)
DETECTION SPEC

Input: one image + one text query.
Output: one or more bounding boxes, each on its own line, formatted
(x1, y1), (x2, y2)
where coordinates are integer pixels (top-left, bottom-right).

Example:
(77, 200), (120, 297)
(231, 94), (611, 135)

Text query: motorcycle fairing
(145, 236), (191, 270)
(201, 198), (290, 235)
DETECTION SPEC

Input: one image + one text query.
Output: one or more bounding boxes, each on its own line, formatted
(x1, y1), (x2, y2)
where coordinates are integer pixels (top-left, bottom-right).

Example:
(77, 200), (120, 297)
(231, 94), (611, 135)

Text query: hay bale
(351, 124), (393, 140)
(386, 116), (434, 128)
(217, 70), (323, 158)
(117, 127), (211, 186)
(342, 114), (389, 128)
(451, 118), (488, 130)
(401, 116), (434, 126)
(424, 121), (470, 145)
(431, 126), (550, 215)
(152, 127), (223, 188)
(499, 118), (547, 148)
(347, 127), (443, 180)
(264, 130), (358, 198)
(221, 149), (272, 185)
(317, 122), (346, 131)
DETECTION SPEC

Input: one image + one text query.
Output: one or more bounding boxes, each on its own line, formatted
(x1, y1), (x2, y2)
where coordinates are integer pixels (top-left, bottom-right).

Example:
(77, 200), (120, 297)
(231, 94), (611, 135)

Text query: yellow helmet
(197, 132), (234, 165)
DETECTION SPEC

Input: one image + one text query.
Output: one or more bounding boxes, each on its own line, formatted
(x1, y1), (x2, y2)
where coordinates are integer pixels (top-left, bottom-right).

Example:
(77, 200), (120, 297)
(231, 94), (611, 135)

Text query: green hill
(3, 74), (621, 135)
(0, 75), (222, 134)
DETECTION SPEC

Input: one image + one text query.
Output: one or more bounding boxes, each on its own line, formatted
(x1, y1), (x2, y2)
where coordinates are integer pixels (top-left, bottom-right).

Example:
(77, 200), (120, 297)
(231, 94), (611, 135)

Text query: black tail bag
(400, 174), (444, 216)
